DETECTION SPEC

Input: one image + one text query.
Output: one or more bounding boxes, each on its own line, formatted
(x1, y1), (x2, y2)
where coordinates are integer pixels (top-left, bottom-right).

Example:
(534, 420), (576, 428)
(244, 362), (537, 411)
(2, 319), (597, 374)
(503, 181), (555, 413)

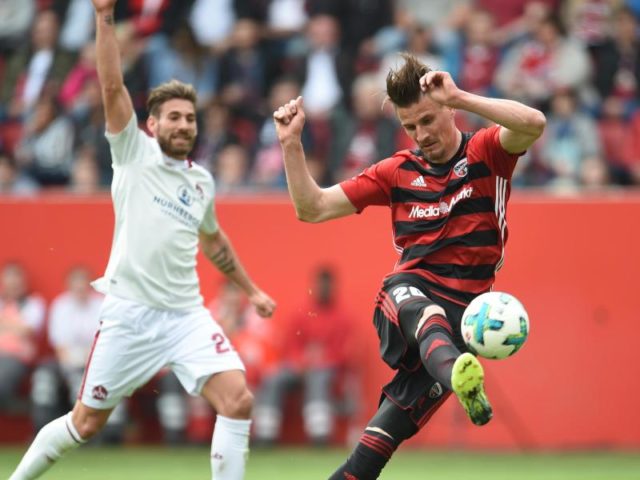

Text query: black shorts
(373, 273), (468, 427)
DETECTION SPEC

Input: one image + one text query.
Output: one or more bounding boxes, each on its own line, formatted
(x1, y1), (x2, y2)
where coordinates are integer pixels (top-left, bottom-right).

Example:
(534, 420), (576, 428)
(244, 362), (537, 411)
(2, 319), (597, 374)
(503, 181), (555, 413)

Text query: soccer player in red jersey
(273, 53), (546, 479)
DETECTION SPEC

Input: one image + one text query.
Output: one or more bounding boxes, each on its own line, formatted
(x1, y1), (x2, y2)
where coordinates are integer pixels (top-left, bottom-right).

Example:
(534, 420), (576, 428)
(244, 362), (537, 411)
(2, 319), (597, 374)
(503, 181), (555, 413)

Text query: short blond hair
(146, 79), (197, 117)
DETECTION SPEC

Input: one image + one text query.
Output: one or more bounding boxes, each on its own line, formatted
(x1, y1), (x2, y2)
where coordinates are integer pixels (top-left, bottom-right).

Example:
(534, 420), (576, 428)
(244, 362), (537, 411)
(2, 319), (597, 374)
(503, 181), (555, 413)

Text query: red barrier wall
(1, 192), (639, 450)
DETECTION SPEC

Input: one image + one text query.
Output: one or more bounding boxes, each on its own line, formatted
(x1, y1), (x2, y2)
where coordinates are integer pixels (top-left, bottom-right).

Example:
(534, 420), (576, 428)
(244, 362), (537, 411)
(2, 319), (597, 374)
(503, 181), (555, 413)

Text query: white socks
(10, 412), (251, 480)
(9, 413), (86, 480)
(210, 415), (251, 480)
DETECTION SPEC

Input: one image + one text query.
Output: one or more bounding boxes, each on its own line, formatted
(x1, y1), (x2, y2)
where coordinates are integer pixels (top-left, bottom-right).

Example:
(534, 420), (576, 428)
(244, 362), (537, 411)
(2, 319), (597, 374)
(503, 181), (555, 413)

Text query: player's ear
(146, 115), (157, 134)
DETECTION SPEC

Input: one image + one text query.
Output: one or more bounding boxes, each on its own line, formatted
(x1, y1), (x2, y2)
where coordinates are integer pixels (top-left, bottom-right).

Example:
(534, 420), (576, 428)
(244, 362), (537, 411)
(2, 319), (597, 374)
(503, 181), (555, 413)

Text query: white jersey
(92, 115), (219, 310)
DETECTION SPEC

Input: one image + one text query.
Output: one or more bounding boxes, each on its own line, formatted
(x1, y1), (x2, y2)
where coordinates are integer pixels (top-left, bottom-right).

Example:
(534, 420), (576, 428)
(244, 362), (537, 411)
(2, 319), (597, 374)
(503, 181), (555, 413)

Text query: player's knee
(415, 304), (448, 340)
(220, 387), (254, 419)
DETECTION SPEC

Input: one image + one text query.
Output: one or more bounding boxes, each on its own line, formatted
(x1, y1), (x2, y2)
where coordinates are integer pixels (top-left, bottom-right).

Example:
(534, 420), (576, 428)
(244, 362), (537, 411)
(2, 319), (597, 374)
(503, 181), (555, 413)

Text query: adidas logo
(410, 176), (427, 188)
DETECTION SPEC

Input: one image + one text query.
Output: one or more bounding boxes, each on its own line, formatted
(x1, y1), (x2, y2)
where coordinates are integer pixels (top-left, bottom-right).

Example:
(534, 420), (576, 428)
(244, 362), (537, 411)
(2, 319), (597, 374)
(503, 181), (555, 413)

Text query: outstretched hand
(419, 71), (462, 108)
(273, 96), (305, 144)
(249, 290), (276, 318)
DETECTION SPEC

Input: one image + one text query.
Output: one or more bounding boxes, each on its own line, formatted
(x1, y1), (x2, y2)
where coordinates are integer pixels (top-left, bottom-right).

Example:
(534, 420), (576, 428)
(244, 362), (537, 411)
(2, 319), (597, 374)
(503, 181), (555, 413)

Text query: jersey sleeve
(200, 199), (219, 234)
(199, 177), (219, 234)
(339, 159), (395, 212)
(104, 114), (151, 167)
(471, 125), (522, 179)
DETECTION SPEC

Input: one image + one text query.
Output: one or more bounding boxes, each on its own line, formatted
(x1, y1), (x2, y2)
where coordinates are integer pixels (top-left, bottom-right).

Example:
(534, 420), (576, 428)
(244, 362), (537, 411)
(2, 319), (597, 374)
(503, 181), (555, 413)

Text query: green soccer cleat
(451, 352), (493, 426)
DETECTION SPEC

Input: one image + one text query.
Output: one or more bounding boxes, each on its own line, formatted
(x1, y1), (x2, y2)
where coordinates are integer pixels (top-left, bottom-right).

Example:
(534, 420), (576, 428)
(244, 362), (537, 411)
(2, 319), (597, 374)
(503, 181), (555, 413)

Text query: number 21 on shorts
(212, 332), (231, 354)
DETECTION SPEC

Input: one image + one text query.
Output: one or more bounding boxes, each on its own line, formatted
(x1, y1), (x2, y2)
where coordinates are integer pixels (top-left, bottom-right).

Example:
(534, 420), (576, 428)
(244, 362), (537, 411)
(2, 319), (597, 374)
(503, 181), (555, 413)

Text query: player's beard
(157, 131), (196, 159)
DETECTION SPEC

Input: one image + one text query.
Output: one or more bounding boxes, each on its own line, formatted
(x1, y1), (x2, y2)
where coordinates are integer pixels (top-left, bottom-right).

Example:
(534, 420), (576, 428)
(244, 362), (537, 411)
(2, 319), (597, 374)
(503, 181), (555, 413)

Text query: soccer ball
(461, 292), (529, 360)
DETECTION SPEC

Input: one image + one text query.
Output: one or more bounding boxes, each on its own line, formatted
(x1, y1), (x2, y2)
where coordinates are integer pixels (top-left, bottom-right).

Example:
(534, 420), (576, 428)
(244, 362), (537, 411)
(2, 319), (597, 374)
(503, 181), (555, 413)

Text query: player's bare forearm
(200, 229), (257, 296)
(200, 229), (276, 317)
(93, 0), (133, 132)
(451, 91), (546, 152)
(281, 138), (325, 221)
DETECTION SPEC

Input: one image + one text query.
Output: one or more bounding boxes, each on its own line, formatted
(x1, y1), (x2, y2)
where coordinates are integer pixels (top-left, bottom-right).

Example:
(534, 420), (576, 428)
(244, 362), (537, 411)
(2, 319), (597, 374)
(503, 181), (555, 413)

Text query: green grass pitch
(1, 446), (639, 479)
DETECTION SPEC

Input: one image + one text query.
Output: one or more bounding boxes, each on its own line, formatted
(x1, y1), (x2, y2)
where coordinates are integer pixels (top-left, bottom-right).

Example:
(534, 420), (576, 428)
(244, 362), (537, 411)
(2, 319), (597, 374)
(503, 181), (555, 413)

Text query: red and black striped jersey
(340, 125), (521, 306)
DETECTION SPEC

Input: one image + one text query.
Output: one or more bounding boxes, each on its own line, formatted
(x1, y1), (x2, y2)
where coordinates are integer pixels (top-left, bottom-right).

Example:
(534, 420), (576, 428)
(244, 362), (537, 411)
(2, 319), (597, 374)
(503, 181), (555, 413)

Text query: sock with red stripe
(9, 412), (86, 480)
(328, 430), (398, 480)
(417, 314), (461, 391)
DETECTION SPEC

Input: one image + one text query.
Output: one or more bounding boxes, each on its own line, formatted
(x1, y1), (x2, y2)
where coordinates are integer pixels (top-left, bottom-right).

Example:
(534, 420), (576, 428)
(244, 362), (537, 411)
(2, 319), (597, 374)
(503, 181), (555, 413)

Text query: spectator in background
(218, 18), (272, 117)
(394, 0), (471, 78)
(68, 79), (113, 187)
(453, 8), (501, 131)
(495, 12), (593, 110)
(215, 143), (252, 194)
(0, 0), (36, 55)
(68, 145), (103, 194)
(598, 95), (634, 184)
(57, 0), (96, 54)
(251, 77), (316, 188)
(264, 0), (308, 44)
(0, 152), (39, 196)
(0, 9), (74, 120)
(112, 0), (194, 38)
(562, 0), (618, 51)
(14, 94), (75, 186)
(294, 15), (349, 117)
(188, 0), (235, 52)
(591, 6), (639, 111)
(480, 0), (557, 46)
(254, 267), (354, 446)
(0, 262), (45, 411)
(329, 73), (397, 182)
(619, 108), (640, 184)
(538, 89), (606, 188)
(457, 9), (499, 97)
(193, 99), (239, 170)
(145, 22), (219, 109)
(377, 23), (444, 90)
(58, 42), (98, 111)
(115, 21), (148, 119)
(308, 0), (394, 60)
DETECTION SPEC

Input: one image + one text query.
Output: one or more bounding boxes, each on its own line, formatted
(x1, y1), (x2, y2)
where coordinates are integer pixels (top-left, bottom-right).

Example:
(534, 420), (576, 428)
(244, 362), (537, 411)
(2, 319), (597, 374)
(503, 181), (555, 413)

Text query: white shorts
(79, 295), (244, 409)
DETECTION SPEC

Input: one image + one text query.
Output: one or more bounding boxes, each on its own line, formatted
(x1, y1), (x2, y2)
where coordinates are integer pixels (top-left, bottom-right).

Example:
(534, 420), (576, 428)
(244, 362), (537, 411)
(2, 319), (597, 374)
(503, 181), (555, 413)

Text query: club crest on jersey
(429, 382), (443, 399)
(177, 184), (196, 206)
(92, 385), (108, 401)
(453, 158), (468, 178)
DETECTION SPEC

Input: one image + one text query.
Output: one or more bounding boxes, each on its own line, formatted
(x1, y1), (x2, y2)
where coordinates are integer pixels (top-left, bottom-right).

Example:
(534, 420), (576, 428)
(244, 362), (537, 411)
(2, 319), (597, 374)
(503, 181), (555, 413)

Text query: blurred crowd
(1, 0), (640, 195)
(0, 259), (359, 445)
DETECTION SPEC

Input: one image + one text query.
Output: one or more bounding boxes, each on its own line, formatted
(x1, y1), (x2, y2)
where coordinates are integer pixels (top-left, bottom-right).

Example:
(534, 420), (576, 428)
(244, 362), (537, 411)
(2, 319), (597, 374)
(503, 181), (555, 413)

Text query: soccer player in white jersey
(9, 1), (276, 479)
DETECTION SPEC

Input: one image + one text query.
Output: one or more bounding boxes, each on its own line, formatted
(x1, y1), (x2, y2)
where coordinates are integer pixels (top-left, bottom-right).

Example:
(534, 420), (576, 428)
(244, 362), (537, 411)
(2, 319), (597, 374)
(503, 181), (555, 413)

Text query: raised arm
(420, 71), (546, 154)
(199, 229), (275, 318)
(274, 97), (357, 223)
(92, 0), (134, 133)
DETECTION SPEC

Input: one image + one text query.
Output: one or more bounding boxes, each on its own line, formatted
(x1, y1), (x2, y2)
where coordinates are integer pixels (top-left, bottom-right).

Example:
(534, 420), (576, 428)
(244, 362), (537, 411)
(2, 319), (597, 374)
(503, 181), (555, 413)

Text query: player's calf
(328, 427), (399, 480)
(9, 412), (87, 480)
